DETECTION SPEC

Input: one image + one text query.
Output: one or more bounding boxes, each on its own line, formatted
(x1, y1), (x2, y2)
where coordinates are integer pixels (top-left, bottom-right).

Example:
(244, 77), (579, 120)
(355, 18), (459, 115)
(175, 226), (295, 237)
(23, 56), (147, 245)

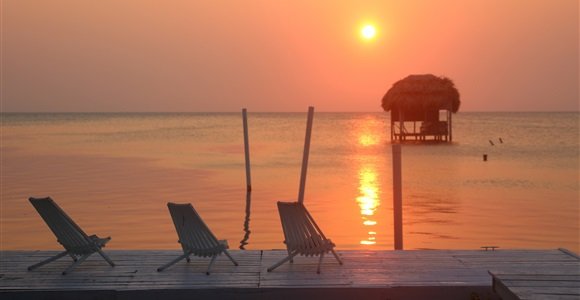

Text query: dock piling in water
(242, 108), (252, 192)
(392, 144), (403, 250)
(298, 106), (314, 204)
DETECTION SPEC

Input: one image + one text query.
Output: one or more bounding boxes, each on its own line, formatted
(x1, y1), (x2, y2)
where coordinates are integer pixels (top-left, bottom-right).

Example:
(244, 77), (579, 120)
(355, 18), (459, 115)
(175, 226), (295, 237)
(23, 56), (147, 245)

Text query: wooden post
(242, 108), (252, 192)
(391, 121), (394, 141)
(298, 106), (314, 204)
(399, 109), (404, 141)
(392, 144), (403, 250)
(448, 110), (453, 143)
(390, 113), (394, 142)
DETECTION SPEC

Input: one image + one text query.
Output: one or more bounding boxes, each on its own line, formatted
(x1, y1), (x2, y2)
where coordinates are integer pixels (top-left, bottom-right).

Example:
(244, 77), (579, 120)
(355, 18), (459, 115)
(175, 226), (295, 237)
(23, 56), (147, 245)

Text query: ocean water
(1, 112), (578, 252)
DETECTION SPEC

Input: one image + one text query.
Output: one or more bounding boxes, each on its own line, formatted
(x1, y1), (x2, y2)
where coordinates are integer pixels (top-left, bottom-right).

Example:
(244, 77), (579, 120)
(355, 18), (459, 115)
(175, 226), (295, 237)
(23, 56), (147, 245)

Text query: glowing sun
(361, 24), (377, 40)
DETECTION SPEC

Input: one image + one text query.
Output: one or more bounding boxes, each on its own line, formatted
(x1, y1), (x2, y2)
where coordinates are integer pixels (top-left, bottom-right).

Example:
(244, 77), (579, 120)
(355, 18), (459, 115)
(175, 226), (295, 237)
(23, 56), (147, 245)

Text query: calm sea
(1, 112), (578, 252)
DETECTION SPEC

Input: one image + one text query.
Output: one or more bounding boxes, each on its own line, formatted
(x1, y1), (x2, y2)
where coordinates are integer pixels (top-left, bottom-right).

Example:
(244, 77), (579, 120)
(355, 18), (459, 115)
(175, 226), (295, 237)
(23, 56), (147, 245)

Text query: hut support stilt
(448, 110), (453, 142)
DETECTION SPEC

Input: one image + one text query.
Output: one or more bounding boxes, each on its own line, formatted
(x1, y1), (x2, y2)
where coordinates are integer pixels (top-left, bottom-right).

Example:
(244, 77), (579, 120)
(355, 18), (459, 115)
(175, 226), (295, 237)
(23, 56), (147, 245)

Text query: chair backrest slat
(167, 203), (220, 252)
(277, 201), (326, 251)
(303, 206), (328, 240)
(29, 197), (90, 251)
(280, 203), (298, 247)
(191, 207), (216, 251)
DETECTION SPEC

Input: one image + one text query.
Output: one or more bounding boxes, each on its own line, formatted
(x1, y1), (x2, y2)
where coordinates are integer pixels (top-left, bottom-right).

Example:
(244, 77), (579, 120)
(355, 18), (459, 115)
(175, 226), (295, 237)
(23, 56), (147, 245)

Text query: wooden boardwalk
(490, 249), (580, 300)
(1, 249), (578, 299)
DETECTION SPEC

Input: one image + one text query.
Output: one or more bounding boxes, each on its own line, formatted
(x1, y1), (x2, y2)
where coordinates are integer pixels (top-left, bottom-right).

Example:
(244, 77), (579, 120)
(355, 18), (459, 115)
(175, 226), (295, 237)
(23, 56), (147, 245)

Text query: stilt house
(381, 74), (461, 142)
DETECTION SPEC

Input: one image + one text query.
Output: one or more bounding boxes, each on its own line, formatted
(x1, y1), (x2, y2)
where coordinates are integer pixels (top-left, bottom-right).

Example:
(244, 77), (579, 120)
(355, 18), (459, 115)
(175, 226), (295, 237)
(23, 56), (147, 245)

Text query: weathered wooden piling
(242, 108), (252, 192)
(392, 144), (403, 250)
(298, 107), (314, 204)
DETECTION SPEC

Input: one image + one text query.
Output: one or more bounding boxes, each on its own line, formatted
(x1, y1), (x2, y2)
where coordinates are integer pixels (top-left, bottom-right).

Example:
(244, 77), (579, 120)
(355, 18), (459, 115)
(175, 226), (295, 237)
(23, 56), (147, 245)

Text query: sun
(361, 24), (377, 40)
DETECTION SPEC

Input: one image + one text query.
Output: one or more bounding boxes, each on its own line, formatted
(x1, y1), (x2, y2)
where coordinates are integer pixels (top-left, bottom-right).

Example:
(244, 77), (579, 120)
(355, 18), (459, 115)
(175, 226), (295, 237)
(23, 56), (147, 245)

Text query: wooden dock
(489, 249), (580, 300)
(1, 249), (578, 299)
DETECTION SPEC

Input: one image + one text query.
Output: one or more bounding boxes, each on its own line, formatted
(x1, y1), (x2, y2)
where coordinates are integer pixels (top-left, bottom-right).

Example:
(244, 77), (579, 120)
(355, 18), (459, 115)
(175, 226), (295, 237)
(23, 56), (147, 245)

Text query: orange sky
(2, 0), (578, 112)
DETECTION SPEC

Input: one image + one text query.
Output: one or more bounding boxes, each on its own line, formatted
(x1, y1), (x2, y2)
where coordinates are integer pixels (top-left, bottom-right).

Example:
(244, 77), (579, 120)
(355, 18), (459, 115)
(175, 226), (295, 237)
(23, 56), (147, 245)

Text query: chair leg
(68, 253), (78, 262)
(97, 250), (115, 267)
(62, 253), (92, 275)
(267, 251), (298, 272)
(287, 248), (293, 263)
(206, 255), (218, 275)
(317, 252), (325, 274)
(28, 251), (69, 271)
(157, 252), (190, 272)
(330, 249), (343, 265)
(223, 250), (238, 266)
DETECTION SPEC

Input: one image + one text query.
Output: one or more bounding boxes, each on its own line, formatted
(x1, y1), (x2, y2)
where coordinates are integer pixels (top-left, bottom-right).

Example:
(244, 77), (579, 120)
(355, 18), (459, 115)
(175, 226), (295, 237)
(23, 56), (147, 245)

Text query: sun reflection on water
(356, 166), (380, 245)
(358, 134), (379, 147)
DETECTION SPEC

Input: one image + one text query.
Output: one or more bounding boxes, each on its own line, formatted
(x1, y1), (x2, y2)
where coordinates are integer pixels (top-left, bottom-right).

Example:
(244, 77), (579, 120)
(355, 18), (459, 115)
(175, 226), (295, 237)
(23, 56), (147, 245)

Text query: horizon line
(1, 110), (579, 114)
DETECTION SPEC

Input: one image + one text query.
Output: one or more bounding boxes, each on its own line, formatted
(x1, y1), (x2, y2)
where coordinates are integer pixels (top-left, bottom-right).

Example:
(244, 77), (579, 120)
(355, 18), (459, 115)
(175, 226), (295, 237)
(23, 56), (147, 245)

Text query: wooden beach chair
(267, 201), (343, 274)
(27, 197), (115, 275)
(157, 202), (238, 275)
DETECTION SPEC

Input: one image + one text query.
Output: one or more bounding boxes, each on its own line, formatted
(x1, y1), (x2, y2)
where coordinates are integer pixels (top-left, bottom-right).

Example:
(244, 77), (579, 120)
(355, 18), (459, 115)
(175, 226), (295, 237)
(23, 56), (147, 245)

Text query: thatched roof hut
(382, 74), (461, 142)
(381, 74), (460, 120)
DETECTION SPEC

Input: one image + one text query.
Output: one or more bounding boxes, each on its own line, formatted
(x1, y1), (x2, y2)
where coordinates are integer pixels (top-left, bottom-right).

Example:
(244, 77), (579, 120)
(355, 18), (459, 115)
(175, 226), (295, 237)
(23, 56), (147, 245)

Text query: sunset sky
(2, 0), (578, 112)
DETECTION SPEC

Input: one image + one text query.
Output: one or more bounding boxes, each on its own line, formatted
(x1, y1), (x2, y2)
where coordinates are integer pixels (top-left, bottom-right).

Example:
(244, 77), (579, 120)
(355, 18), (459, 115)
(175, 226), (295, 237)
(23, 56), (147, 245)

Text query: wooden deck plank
(1, 250), (261, 291)
(261, 250), (512, 288)
(1, 249), (578, 300)
(489, 250), (580, 300)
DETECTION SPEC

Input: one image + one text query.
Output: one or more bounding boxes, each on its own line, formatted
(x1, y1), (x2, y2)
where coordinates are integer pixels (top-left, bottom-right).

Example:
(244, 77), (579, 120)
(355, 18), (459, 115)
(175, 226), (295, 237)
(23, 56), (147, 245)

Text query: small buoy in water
(489, 140), (495, 146)
(499, 137), (503, 144)
(483, 154), (488, 161)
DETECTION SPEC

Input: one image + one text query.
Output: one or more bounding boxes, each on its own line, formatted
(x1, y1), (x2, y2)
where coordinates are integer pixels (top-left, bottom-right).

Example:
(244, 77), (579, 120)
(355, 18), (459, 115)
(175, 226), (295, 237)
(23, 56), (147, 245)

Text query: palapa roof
(381, 74), (461, 114)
